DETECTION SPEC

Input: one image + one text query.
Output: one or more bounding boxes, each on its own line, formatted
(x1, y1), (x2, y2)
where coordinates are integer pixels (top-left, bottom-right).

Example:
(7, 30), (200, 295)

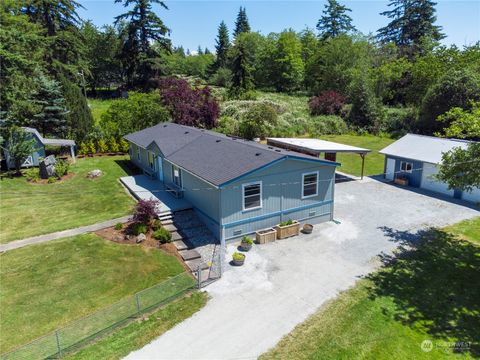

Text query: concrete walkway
(125, 178), (478, 360)
(0, 215), (131, 252)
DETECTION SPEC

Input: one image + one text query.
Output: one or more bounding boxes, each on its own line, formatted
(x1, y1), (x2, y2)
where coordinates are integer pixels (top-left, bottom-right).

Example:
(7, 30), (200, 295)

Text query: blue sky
(78, 0), (480, 52)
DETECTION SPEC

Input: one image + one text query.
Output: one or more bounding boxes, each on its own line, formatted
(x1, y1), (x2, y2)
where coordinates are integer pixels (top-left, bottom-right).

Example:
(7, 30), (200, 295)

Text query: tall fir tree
(316, 0), (355, 39)
(212, 21), (230, 71)
(230, 34), (253, 94)
(377, 0), (444, 56)
(115, 0), (170, 88)
(234, 7), (251, 38)
(31, 74), (69, 137)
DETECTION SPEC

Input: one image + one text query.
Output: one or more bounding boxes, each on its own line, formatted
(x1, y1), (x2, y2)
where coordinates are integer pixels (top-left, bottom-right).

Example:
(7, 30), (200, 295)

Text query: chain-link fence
(1, 272), (196, 360)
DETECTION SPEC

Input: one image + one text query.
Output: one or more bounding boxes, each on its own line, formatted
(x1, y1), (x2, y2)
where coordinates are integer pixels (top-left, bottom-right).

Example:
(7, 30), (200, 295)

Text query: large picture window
(302, 172), (318, 198)
(242, 182), (262, 211)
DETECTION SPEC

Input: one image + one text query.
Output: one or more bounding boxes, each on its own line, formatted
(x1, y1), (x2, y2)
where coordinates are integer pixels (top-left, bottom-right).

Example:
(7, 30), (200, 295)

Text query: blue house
(380, 134), (479, 204)
(124, 123), (339, 243)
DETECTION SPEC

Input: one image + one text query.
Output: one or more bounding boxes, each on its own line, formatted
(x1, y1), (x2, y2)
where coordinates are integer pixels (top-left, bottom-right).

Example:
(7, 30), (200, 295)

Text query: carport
(267, 138), (371, 179)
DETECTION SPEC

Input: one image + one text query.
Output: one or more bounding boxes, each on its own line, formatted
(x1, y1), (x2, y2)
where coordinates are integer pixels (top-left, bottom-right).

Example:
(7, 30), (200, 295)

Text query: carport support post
(360, 153), (366, 180)
(70, 145), (76, 163)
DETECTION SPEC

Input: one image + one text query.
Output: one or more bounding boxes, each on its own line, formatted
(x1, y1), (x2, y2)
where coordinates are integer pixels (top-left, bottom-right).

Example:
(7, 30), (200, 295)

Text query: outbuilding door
(385, 158), (395, 180)
(421, 163), (454, 196)
(157, 156), (164, 181)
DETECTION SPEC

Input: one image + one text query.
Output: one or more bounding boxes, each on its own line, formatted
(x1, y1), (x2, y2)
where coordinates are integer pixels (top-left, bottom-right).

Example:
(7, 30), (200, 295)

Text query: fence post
(197, 265), (201, 289)
(135, 293), (141, 314)
(55, 330), (62, 358)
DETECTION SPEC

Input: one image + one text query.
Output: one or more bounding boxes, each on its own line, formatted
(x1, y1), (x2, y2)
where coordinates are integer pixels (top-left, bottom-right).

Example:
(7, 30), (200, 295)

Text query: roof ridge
(405, 133), (473, 144)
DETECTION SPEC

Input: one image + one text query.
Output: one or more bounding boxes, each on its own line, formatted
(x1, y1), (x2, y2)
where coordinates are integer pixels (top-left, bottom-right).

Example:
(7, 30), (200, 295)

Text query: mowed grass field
(0, 234), (192, 353)
(322, 134), (395, 177)
(0, 156), (135, 243)
(88, 98), (118, 124)
(261, 217), (480, 360)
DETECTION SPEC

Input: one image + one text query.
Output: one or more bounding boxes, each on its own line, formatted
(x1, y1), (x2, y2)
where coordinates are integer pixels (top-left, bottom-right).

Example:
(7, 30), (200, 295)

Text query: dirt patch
(95, 222), (159, 249)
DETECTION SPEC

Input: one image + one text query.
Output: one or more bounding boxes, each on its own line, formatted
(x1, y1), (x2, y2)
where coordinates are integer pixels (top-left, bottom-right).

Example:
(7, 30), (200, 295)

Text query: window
(302, 172), (318, 198)
(136, 146), (140, 160)
(172, 165), (182, 187)
(242, 182), (262, 211)
(148, 151), (156, 170)
(400, 161), (413, 173)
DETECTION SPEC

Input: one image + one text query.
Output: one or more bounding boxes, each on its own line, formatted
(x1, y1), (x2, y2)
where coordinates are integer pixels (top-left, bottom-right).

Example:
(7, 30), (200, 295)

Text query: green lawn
(321, 134), (394, 177)
(0, 155), (135, 243)
(0, 233), (190, 353)
(88, 98), (118, 124)
(261, 217), (480, 359)
(66, 292), (208, 360)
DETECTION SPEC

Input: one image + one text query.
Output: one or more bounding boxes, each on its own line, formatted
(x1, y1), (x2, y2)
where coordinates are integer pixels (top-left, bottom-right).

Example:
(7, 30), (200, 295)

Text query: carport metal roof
(267, 138), (371, 179)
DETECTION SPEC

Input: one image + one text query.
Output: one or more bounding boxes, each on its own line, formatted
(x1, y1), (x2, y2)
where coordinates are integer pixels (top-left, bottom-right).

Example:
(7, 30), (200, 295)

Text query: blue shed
(380, 134), (480, 204)
(124, 123), (339, 243)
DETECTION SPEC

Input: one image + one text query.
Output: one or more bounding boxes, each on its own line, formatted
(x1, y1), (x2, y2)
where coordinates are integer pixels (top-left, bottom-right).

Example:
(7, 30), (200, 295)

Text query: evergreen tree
(31, 74), (69, 137)
(115, 0), (170, 88)
(211, 21), (230, 71)
(204, 47), (211, 55)
(197, 45), (203, 55)
(22, 0), (87, 76)
(230, 34), (253, 94)
(58, 75), (94, 141)
(234, 7), (251, 38)
(377, 0), (444, 56)
(316, 0), (355, 39)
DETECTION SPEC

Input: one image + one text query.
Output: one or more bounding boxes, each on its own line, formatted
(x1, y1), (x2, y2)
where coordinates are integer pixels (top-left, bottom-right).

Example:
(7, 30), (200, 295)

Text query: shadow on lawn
(368, 226), (480, 356)
(115, 159), (142, 176)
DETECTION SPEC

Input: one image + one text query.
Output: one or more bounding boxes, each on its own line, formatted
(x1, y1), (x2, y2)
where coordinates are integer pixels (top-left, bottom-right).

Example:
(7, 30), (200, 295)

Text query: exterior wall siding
(7, 134), (45, 168)
(220, 159), (335, 241)
(386, 155), (423, 187)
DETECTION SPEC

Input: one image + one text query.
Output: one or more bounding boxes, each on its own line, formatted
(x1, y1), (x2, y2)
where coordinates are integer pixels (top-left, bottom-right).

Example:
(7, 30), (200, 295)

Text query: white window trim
(302, 171), (319, 199)
(242, 181), (262, 212)
(400, 161), (413, 173)
(172, 165), (182, 188)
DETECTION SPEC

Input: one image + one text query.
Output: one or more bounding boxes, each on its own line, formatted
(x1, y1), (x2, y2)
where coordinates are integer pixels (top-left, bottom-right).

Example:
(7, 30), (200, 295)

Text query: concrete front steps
(160, 209), (216, 278)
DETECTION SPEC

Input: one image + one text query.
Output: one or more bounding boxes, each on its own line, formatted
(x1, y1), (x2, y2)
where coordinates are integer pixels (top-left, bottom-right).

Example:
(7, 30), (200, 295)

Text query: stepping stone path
(160, 209), (219, 280)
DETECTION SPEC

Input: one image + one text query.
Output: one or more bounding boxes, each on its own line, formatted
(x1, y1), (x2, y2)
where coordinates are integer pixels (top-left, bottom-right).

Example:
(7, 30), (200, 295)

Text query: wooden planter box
(256, 228), (276, 244)
(275, 221), (300, 239)
(394, 177), (409, 186)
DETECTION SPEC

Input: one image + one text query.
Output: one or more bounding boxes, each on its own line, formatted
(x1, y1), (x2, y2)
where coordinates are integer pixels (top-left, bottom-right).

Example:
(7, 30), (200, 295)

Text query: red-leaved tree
(132, 199), (159, 224)
(158, 77), (220, 128)
(309, 90), (346, 116)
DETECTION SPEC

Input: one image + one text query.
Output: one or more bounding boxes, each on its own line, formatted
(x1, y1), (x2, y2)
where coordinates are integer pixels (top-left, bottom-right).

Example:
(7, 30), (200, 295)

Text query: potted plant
(232, 252), (246, 266)
(240, 236), (253, 251)
(256, 228), (277, 244)
(394, 175), (409, 186)
(275, 219), (300, 239)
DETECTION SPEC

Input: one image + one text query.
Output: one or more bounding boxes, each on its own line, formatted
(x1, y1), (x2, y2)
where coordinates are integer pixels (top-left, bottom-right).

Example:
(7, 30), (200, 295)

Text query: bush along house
(124, 123), (339, 245)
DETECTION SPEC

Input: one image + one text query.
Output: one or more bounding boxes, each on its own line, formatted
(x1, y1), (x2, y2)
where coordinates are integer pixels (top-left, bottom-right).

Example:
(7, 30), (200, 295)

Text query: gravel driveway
(125, 178), (478, 360)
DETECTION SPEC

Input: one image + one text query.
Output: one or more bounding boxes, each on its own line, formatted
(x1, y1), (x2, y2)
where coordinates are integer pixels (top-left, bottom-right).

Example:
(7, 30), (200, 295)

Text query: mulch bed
(28, 172), (75, 185)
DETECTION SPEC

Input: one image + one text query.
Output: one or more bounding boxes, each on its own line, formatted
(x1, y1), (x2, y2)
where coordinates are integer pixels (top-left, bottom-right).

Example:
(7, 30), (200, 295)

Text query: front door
(157, 157), (164, 181)
(385, 158), (395, 181)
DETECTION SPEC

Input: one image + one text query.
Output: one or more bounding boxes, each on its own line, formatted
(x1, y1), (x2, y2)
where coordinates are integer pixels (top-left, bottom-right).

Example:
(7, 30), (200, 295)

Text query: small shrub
(309, 91), (346, 116)
(86, 139), (96, 155)
(119, 138), (129, 153)
(47, 176), (57, 184)
(241, 236), (253, 245)
(114, 222), (123, 231)
(152, 219), (162, 230)
(24, 168), (40, 182)
(132, 223), (147, 236)
(108, 137), (120, 153)
(310, 115), (349, 136)
(239, 103), (278, 140)
(232, 252), (245, 261)
(55, 159), (69, 178)
(210, 67), (232, 87)
(78, 142), (89, 156)
(132, 199), (159, 224)
(153, 227), (172, 243)
(279, 219), (294, 227)
(97, 138), (108, 153)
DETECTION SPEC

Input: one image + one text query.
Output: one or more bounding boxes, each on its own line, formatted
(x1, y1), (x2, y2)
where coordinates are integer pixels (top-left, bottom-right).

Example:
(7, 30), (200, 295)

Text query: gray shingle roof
(23, 127), (76, 146)
(124, 123), (338, 186)
(379, 134), (474, 164)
